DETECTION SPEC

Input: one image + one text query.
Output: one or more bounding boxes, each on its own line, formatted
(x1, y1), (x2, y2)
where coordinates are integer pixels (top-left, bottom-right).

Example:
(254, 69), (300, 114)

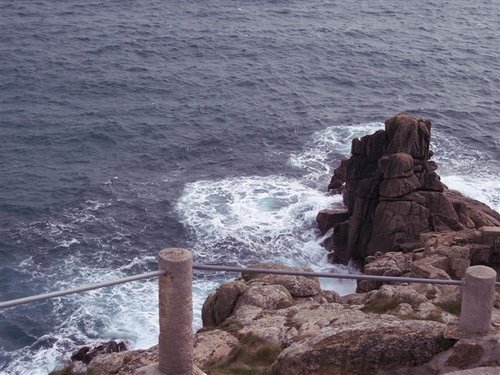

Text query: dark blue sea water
(1, 0), (499, 373)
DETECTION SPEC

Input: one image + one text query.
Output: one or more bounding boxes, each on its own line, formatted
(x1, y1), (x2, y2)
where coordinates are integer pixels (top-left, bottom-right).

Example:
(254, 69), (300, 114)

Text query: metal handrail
(193, 264), (467, 285)
(1, 264), (499, 309)
(0, 270), (165, 309)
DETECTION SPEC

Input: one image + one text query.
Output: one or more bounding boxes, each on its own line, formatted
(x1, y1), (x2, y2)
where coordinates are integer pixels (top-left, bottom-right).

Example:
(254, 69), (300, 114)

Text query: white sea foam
(2, 253), (225, 375)
(57, 238), (80, 248)
(176, 175), (342, 267)
(289, 122), (383, 183)
(2, 272), (152, 375)
(175, 173), (359, 322)
(431, 129), (500, 212)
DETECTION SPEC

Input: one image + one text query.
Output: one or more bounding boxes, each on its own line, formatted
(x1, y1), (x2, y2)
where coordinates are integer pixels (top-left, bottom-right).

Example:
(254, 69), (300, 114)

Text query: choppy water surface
(1, 1), (499, 373)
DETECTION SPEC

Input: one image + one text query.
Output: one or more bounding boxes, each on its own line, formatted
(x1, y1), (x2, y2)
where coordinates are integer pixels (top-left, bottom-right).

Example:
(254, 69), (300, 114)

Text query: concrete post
(158, 248), (193, 375)
(459, 265), (497, 335)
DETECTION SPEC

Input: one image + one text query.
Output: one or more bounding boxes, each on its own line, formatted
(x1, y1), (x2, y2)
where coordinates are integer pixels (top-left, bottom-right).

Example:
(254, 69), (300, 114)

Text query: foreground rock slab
(272, 320), (451, 375)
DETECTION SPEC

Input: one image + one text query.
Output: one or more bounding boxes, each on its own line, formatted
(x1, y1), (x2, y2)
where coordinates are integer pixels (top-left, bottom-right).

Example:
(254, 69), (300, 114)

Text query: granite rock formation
(55, 263), (500, 375)
(320, 113), (500, 264)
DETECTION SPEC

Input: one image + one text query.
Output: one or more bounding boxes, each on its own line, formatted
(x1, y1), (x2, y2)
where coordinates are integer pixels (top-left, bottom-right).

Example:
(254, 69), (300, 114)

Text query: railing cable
(1, 264), (499, 309)
(0, 270), (165, 309)
(193, 264), (468, 286)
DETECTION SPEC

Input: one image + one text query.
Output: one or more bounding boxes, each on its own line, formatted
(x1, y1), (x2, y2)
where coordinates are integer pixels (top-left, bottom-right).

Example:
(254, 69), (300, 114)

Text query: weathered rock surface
(356, 230), (480, 294)
(202, 263), (330, 330)
(241, 263), (322, 298)
(446, 369), (500, 375)
(316, 208), (349, 236)
(70, 340), (127, 365)
(319, 113), (500, 264)
(87, 347), (159, 375)
(357, 251), (412, 292)
(56, 264), (500, 375)
(272, 320), (450, 375)
(201, 279), (247, 327)
(380, 333), (500, 374)
(193, 330), (239, 368)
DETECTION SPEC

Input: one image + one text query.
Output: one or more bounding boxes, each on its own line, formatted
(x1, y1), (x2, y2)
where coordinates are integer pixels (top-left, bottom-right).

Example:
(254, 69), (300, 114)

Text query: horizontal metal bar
(0, 270), (166, 309)
(193, 264), (468, 286)
(2, 264), (498, 309)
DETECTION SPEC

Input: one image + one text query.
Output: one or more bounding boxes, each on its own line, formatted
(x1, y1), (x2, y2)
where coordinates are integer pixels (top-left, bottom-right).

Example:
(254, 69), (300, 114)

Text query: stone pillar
(459, 265), (497, 335)
(158, 248), (193, 374)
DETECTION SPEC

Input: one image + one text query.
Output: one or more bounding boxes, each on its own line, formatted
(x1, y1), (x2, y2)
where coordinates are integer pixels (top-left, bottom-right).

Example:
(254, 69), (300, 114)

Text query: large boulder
(323, 113), (500, 264)
(234, 283), (294, 311)
(202, 264), (337, 329)
(202, 280), (248, 327)
(272, 319), (449, 375)
(382, 333), (500, 374)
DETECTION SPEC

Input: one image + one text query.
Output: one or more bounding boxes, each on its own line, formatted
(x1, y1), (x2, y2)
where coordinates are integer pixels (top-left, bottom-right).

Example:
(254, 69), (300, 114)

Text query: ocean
(0, 0), (499, 373)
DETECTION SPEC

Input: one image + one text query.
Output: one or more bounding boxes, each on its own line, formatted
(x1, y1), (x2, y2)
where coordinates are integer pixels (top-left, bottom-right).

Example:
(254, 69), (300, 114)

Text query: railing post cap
(465, 265), (497, 279)
(158, 248), (192, 263)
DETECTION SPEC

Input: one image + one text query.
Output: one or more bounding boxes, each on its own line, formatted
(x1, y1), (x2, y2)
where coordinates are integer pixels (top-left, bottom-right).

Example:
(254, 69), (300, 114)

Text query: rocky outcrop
(201, 263), (338, 329)
(199, 267), (462, 375)
(321, 113), (500, 264)
(199, 265), (499, 375)
(355, 228), (496, 293)
(193, 330), (239, 369)
(55, 264), (500, 375)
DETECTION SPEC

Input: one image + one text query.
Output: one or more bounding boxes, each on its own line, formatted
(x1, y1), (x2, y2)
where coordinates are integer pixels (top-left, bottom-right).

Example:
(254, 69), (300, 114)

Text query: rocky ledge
(53, 114), (500, 375)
